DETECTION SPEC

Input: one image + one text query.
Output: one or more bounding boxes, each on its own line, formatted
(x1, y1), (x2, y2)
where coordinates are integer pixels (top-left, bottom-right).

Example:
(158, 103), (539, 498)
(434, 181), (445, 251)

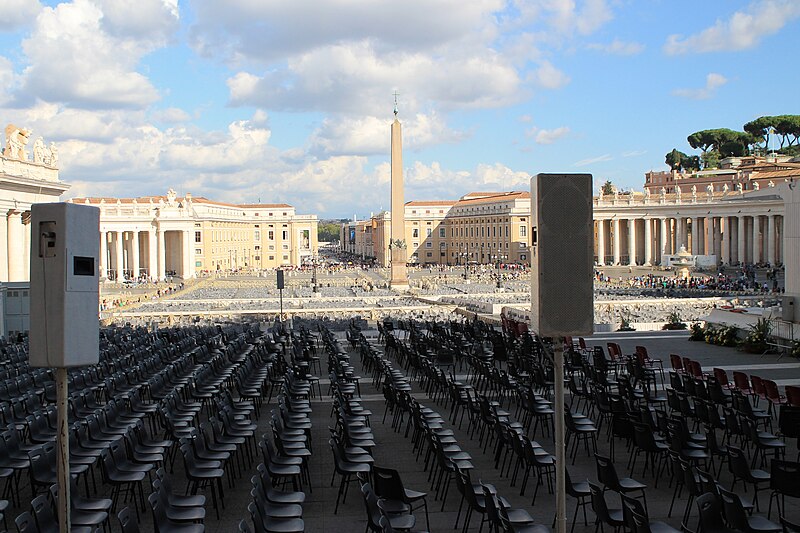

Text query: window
(426, 228), (432, 237)
(254, 230), (260, 240)
(254, 256), (260, 261)
(413, 242), (419, 248)
(282, 254), (288, 260)
(195, 231), (202, 243)
(282, 244), (289, 250)
(269, 255), (275, 260)
(412, 228), (419, 238)
(282, 230), (288, 240)
(425, 242), (432, 248)
(254, 245), (260, 251)
(520, 254), (527, 261)
(268, 230), (274, 240)
(195, 248), (202, 255)
(439, 228), (446, 238)
(520, 226), (527, 237)
(426, 252), (432, 257)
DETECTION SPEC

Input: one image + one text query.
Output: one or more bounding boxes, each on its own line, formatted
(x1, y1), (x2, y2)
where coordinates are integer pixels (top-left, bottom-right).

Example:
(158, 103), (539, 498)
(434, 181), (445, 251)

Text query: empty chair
(719, 487), (781, 533)
(595, 453), (648, 514)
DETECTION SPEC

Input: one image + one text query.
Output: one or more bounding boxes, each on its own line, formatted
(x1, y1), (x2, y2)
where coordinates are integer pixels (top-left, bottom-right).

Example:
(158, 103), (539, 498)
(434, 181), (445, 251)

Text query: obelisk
(389, 95), (408, 289)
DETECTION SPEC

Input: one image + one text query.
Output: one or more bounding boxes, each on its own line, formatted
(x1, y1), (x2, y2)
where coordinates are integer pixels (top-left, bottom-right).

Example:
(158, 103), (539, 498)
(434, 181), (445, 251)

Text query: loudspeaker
(276, 270), (285, 290)
(530, 173), (594, 336)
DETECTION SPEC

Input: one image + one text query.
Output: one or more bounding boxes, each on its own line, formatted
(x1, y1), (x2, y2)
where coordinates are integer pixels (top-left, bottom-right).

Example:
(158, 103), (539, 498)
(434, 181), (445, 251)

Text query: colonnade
(99, 228), (194, 282)
(595, 214), (784, 267)
(3, 209), (30, 282)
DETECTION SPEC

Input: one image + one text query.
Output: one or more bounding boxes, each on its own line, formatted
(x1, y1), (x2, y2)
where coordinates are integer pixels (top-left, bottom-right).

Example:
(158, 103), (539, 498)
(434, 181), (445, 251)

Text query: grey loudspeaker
(276, 270), (285, 289)
(530, 173), (594, 336)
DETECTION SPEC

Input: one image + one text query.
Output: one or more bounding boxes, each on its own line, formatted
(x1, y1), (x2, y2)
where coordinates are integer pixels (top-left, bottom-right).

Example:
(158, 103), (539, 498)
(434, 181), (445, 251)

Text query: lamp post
(495, 253), (507, 288)
(312, 253), (318, 293)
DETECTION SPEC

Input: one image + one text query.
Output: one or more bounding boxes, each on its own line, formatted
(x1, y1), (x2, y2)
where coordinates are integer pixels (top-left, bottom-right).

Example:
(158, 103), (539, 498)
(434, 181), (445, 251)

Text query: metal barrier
(768, 319), (796, 359)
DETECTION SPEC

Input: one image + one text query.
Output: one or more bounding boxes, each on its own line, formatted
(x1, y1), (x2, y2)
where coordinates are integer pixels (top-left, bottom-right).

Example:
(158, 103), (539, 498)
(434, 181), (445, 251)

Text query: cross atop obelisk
(389, 92), (408, 290)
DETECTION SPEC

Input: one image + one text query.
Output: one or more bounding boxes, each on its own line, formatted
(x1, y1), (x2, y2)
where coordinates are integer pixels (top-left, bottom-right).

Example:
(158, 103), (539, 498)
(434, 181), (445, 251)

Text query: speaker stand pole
(553, 337), (566, 533)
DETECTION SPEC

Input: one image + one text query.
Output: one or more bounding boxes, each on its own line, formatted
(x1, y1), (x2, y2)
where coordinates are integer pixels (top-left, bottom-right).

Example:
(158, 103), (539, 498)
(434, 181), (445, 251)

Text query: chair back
(770, 459), (800, 498)
(117, 506), (140, 533)
(718, 487), (750, 531)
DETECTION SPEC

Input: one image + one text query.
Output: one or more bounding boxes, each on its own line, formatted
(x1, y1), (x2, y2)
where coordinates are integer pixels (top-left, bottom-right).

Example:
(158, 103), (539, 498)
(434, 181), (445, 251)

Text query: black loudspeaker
(530, 173), (594, 336)
(276, 270), (285, 289)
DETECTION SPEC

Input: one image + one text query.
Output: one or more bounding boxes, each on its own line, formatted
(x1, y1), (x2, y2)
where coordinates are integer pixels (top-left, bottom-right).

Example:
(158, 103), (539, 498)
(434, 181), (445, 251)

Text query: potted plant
(741, 318), (772, 353)
(663, 311), (687, 330)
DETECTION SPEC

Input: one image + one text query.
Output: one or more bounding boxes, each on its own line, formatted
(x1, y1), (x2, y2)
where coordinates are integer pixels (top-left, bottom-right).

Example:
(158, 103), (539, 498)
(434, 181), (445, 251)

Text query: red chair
(682, 357), (693, 375)
(733, 371), (753, 396)
(786, 386), (800, 407)
(687, 361), (702, 379)
(670, 354), (684, 373)
(713, 368), (734, 390)
(763, 380), (787, 415)
(750, 375), (768, 406)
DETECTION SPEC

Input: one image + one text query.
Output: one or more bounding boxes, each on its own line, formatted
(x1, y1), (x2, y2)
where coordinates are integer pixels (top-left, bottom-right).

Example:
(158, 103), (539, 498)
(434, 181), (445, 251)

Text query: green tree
(665, 149), (685, 170)
(317, 222), (342, 243)
(601, 180), (614, 195)
(744, 115), (800, 151)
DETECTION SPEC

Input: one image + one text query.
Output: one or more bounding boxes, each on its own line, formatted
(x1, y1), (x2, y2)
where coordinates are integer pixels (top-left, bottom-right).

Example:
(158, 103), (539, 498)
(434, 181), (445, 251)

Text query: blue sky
(0, 0), (798, 218)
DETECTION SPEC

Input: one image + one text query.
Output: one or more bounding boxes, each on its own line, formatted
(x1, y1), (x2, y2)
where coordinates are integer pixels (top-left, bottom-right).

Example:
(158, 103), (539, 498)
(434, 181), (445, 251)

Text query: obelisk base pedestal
(390, 248), (408, 291)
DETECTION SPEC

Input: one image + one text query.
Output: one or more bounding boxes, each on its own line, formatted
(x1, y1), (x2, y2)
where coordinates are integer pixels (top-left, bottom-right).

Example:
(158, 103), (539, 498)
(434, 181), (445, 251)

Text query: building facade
(341, 191), (533, 267)
(0, 126), (69, 283)
(71, 190), (318, 281)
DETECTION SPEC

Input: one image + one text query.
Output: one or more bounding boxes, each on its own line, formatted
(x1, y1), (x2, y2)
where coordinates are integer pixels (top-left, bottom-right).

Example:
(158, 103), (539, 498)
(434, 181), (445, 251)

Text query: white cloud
(587, 38), (644, 55)
(189, 0), (504, 64)
(227, 40), (523, 115)
(672, 73), (728, 100)
(15, 0), (177, 109)
(664, 0), (800, 55)
(529, 60), (570, 90)
(153, 107), (191, 124)
(533, 126), (570, 145)
(97, 0), (178, 42)
(0, 0), (42, 31)
(404, 161), (529, 198)
(574, 154), (612, 166)
(532, 0), (614, 36)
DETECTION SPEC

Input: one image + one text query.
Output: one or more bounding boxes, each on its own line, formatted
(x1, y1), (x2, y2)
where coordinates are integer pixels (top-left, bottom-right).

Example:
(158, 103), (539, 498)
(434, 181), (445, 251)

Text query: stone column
(99, 232), (108, 279)
(612, 218), (621, 265)
(660, 218), (669, 265)
(22, 215), (30, 281)
(767, 215), (776, 265)
(692, 217), (702, 254)
(596, 220), (605, 266)
(7, 210), (24, 282)
(157, 228), (166, 281)
(721, 217), (730, 265)
(628, 218), (636, 266)
(181, 230), (191, 279)
(678, 218), (687, 250)
(115, 231), (124, 282)
(0, 213), (8, 281)
(643, 217), (652, 266)
(706, 217), (714, 256)
(737, 216), (746, 265)
(131, 231), (140, 281)
(188, 232), (195, 279)
(148, 229), (158, 281)
(750, 216), (758, 264)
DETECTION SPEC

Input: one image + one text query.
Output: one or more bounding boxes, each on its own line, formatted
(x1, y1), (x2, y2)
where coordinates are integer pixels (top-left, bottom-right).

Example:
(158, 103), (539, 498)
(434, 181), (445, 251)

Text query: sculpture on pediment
(753, 181), (760, 191)
(675, 185), (682, 199)
(4, 124), (31, 161)
(768, 180), (775, 188)
(33, 137), (45, 164)
(660, 186), (666, 198)
(735, 183), (743, 194)
(706, 184), (714, 196)
(722, 184), (729, 194)
(48, 143), (58, 167)
(644, 188), (651, 201)
(166, 188), (177, 206)
(691, 184), (697, 197)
